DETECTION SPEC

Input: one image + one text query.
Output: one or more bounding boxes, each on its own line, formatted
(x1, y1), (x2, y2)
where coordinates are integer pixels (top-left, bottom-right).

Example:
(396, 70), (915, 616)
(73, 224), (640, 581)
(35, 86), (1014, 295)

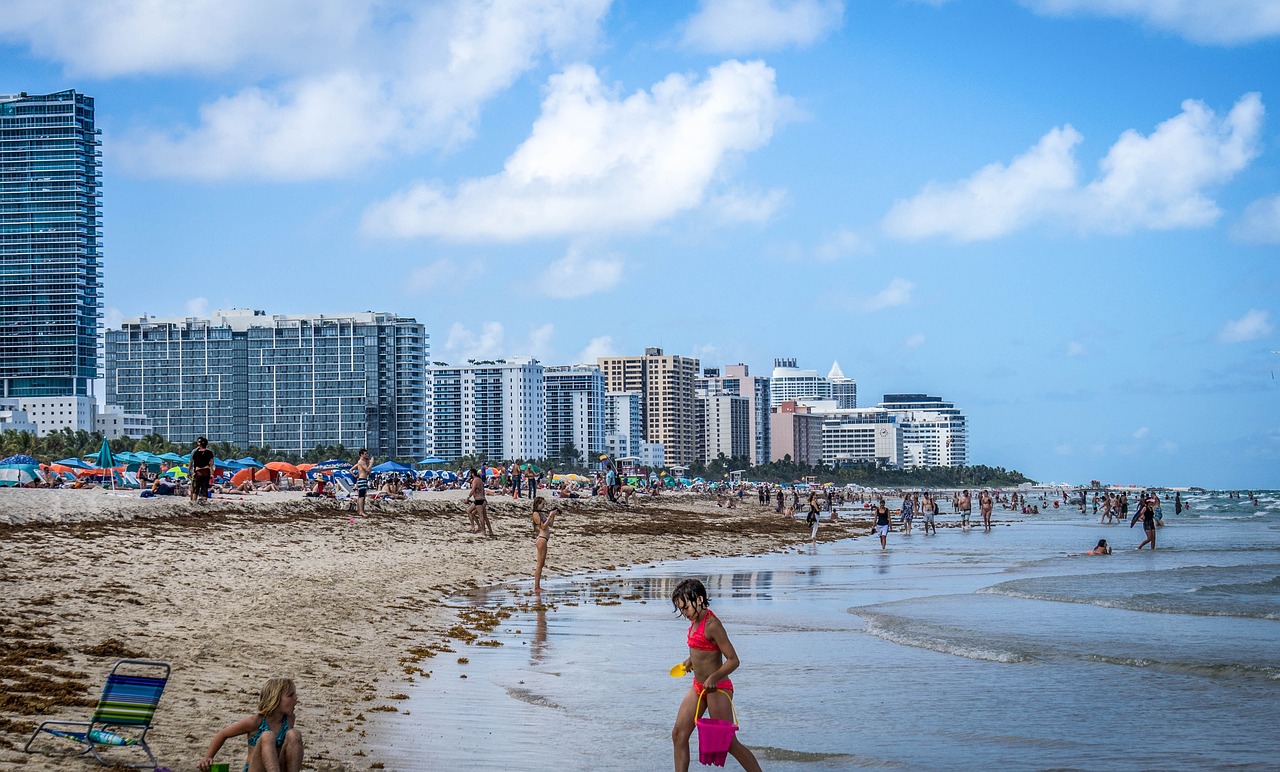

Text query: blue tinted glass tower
(0, 90), (103, 398)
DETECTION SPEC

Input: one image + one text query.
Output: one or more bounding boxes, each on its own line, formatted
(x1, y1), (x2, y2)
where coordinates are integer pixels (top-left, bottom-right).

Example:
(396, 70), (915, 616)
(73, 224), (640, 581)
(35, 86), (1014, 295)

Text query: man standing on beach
(958, 489), (972, 530)
(979, 489), (993, 531)
(353, 449), (372, 517)
(189, 437), (214, 504)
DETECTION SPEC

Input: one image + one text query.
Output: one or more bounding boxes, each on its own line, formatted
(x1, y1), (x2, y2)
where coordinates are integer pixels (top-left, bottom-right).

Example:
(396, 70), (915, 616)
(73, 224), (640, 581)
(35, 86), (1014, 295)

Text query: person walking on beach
(872, 497), (891, 549)
(199, 676), (303, 772)
(670, 579), (762, 772)
(958, 489), (972, 530)
(466, 468), (494, 537)
(922, 493), (938, 535)
(530, 498), (558, 593)
(190, 437), (214, 504)
(352, 449), (372, 517)
(900, 493), (914, 535)
(1133, 496), (1157, 549)
(979, 489), (993, 532)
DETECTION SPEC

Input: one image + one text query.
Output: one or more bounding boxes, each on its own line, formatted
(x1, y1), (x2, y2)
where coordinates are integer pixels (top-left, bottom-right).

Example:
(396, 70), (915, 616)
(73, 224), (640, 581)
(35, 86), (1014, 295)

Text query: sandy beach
(0, 488), (866, 771)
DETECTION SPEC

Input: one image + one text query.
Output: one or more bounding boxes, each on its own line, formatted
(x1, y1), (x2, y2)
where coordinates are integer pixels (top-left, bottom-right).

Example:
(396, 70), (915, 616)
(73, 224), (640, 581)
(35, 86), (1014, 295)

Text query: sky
(2, 0), (1277, 488)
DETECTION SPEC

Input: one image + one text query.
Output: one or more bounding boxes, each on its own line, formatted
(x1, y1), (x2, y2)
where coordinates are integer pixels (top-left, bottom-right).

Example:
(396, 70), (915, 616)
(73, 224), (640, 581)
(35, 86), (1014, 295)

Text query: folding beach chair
(24, 658), (170, 769)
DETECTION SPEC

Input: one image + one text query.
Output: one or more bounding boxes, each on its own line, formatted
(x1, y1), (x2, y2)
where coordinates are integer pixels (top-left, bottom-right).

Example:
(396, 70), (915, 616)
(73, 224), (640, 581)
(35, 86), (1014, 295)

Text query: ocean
(371, 491), (1280, 770)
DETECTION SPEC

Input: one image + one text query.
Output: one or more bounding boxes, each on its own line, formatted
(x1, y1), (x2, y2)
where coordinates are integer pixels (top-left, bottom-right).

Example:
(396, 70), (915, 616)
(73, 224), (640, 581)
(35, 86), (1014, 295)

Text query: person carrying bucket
(670, 578), (762, 771)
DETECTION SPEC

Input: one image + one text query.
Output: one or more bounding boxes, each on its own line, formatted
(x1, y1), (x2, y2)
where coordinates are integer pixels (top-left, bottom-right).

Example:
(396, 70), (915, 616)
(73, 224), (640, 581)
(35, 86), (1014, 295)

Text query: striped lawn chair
(24, 659), (171, 769)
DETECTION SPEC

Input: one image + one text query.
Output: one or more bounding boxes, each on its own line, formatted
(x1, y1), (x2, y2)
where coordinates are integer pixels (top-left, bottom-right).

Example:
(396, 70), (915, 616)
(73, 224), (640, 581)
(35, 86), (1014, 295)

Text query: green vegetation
(0, 429), (369, 465)
(686, 454), (1034, 488)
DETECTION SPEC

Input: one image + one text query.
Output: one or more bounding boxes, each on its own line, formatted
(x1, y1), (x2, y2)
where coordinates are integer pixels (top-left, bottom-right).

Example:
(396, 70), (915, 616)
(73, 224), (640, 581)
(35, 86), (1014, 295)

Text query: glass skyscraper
(0, 90), (103, 398)
(106, 310), (428, 458)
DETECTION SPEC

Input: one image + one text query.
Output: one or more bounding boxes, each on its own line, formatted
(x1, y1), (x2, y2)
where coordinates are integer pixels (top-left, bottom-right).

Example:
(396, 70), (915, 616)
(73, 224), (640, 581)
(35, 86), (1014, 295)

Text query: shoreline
(0, 488), (869, 771)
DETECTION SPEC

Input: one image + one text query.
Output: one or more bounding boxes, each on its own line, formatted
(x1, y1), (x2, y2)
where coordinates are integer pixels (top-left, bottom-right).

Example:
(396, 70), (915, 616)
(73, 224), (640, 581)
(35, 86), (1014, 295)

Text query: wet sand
(0, 488), (867, 771)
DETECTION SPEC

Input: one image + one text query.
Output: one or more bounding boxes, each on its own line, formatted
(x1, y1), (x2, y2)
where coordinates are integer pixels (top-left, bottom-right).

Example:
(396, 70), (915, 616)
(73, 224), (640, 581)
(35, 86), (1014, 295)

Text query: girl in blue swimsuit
(199, 677), (302, 772)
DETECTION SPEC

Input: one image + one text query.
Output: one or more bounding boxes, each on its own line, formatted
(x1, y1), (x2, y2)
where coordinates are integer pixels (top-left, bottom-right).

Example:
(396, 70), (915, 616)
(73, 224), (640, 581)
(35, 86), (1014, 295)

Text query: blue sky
(2, 0), (1277, 488)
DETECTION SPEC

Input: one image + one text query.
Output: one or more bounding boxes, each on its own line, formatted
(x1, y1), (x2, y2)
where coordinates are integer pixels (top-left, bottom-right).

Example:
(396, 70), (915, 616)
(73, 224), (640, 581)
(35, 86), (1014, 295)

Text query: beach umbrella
(54, 457), (94, 470)
(213, 458), (246, 472)
(92, 439), (118, 491)
(266, 461), (301, 478)
(417, 456), (446, 465)
(0, 463), (40, 486)
(0, 454), (39, 466)
(439, 471), (458, 482)
(372, 461), (413, 474)
(235, 456), (264, 469)
(230, 468), (255, 486)
(519, 463), (541, 472)
(161, 466), (188, 479)
(159, 452), (186, 463)
(311, 459), (351, 472)
(418, 469), (438, 479)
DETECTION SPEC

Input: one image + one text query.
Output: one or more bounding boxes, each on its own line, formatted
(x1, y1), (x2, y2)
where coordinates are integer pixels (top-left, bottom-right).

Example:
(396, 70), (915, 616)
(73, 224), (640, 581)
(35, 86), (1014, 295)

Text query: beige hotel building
(598, 348), (699, 465)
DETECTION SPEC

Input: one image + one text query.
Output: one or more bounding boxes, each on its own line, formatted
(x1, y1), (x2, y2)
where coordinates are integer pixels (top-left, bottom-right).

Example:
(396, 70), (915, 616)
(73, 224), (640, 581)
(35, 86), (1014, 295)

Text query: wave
(979, 566), (1280, 620)
(856, 610), (1037, 663)
(1086, 655), (1280, 682)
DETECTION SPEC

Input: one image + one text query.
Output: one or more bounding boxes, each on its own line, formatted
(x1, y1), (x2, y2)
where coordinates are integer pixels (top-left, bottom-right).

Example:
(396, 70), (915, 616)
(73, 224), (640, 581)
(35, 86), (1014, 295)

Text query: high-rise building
(544, 365), (605, 465)
(817, 407), (900, 467)
(878, 394), (968, 467)
(827, 361), (857, 409)
(106, 309), (427, 458)
(598, 348), (699, 465)
(604, 390), (643, 459)
(430, 358), (545, 462)
(697, 364), (771, 466)
(769, 358), (831, 407)
(0, 90), (103, 398)
(769, 400), (824, 465)
(699, 393), (751, 464)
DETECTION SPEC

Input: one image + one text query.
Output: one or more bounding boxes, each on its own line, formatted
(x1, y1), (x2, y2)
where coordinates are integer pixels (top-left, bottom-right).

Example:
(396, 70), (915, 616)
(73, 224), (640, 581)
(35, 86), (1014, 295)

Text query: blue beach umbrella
(311, 459), (351, 472)
(0, 454), (39, 466)
(53, 457), (94, 470)
(417, 456), (447, 465)
(158, 452), (186, 463)
(372, 461), (413, 474)
(235, 456), (264, 468)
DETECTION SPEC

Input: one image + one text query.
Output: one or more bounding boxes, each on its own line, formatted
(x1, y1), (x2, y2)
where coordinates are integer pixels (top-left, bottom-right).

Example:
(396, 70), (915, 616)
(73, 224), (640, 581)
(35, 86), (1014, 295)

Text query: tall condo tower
(0, 90), (103, 398)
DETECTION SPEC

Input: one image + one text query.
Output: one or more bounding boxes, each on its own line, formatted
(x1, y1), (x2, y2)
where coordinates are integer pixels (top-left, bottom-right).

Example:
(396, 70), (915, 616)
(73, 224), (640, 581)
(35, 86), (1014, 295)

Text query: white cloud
(576, 335), (616, 363)
(1055, 443), (1074, 455)
(444, 321), (506, 361)
(859, 278), (915, 312)
(103, 307), (124, 331)
(184, 297), (210, 317)
(815, 228), (873, 260)
(362, 59), (789, 241)
(884, 94), (1264, 241)
(405, 257), (485, 294)
(707, 188), (787, 224)
(13, 0), (613, 180)
(1132, 426), (1149, 439)
(527, 323), (556, 359)
(1066, 340), (1087, 357)
(1217, 309), (1274, 343)
(681, 0), (844, 53)
(1231, 195), (1280, 244)
(1159, 440), (1179, 454)
(905, 333), (926, 349)
(1019, 0), (1280, 45)
(883, 126), (1081, 241)
(537, 247), (623, 299)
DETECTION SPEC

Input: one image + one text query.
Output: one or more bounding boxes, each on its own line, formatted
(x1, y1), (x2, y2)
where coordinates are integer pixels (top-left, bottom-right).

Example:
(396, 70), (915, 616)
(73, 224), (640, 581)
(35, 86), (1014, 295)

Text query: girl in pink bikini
(670, 578), (762, 772)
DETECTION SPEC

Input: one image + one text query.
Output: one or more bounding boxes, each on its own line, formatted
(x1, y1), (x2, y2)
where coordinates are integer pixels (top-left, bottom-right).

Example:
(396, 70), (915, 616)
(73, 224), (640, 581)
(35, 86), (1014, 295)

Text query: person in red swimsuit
(670, 578), (762, 772)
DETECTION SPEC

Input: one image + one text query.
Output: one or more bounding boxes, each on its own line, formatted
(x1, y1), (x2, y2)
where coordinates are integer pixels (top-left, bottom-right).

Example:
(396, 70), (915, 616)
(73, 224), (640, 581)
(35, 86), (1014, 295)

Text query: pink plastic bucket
(695, 690), (740, 767)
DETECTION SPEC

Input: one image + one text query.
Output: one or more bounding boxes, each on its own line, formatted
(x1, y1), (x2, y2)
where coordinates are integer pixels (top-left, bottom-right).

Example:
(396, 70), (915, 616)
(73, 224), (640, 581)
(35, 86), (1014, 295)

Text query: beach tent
(0, 454), (39, 466)
(0, 463), (40, 486)
(371, 461), (414, 474)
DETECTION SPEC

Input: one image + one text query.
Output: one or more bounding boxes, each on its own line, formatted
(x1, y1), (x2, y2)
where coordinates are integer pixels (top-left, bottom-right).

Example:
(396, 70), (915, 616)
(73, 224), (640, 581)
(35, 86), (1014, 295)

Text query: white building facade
(770, 358), (832, 407)
(544, 365), (605, 465)
(604, 390), (643, 460)
(877, 394), (968, 468)
(429, 358), (545, 462)
(699, 393), (751, 464)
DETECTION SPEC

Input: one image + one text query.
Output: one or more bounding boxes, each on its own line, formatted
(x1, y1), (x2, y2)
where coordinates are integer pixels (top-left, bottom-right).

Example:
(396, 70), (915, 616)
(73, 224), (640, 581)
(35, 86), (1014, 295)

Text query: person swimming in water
(1088, 538), (1111, 555)
(670, 579), (762, 772)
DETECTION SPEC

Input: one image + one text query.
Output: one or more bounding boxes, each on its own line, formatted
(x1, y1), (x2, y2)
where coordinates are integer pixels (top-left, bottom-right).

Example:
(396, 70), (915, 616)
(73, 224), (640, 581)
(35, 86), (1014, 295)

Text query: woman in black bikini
(467, 468), (494, 538)
(531, 497), (558, 593)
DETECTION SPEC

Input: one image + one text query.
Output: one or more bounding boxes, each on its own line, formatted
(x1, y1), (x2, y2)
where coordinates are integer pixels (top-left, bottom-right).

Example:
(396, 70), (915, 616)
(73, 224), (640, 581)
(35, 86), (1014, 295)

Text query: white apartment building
(0, 395), (152, 439)
(604, 391), (643, 460)
(828, 361), (857, 409)
(770, 358), (832, 407)
(812, 406), (902, 467)
(877, 394), (968, 468)
(698, 393), (751, 464)
(430, 358), (545, 461)
(639, 440), (666, 469)
(544, 365), (605, 464)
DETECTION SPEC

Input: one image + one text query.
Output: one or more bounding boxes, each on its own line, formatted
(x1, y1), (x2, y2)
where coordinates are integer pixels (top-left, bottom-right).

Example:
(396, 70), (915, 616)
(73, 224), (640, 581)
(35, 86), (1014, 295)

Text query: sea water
(372, 492), (1280, 770)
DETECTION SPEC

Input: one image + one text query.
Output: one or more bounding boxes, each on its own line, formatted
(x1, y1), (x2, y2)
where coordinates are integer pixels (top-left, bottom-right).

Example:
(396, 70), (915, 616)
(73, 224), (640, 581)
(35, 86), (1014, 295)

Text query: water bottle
(88, 729), (133, 746)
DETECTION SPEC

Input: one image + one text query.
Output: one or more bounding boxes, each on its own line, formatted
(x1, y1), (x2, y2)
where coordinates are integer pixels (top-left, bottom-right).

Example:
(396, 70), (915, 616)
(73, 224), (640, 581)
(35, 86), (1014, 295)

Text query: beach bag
(695, 690), (739, 767)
